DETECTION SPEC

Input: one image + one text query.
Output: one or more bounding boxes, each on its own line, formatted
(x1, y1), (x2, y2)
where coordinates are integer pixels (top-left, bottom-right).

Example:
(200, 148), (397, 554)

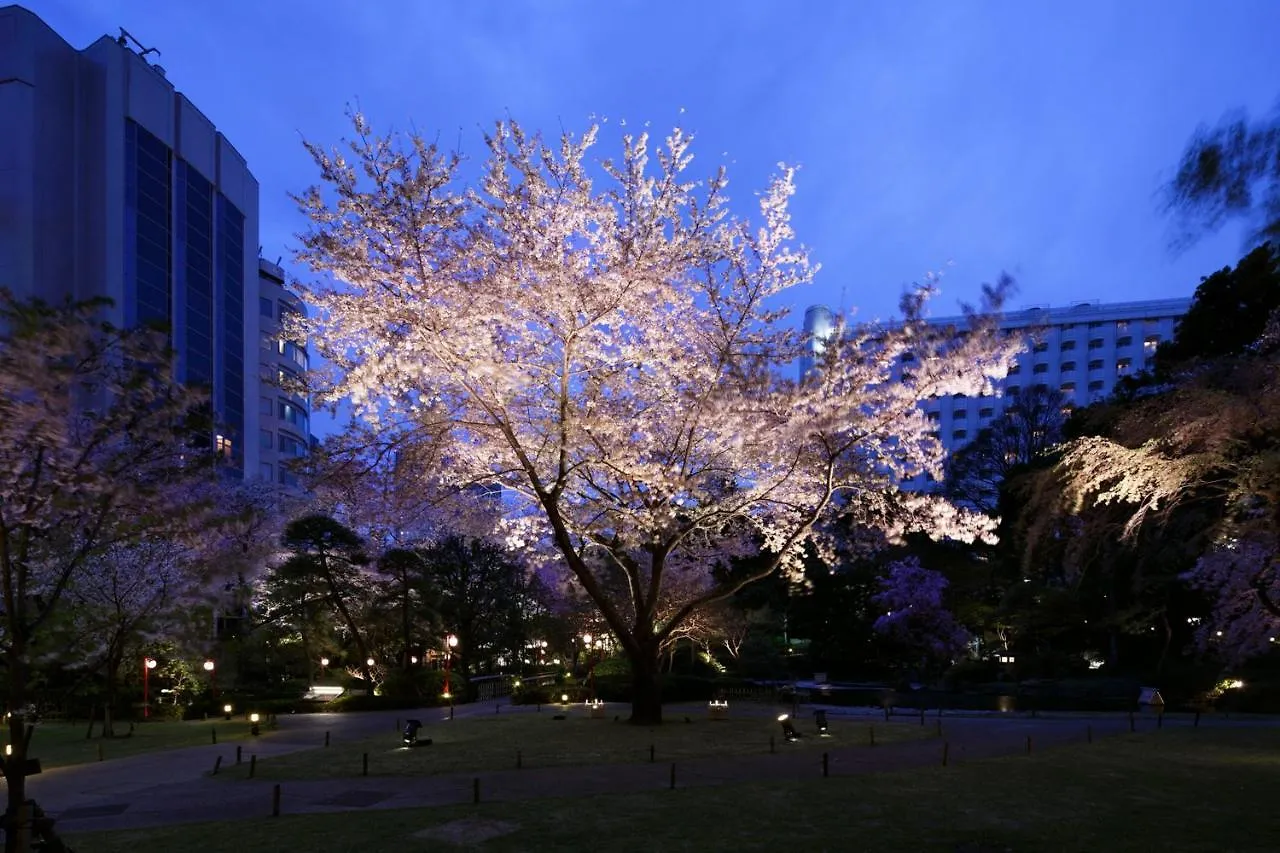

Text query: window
(280, 468), (299, 488)
(1033, 341), (1048, 353)
(1033, 363), (1049, 374)
(1060, 340), (1077, 351)
(1034, 383), (1048, 393)
(1088, 380), (1104, 392)
(1144, 335), (1160, 354)
(260, 395), (273, 416)
(259, 296), (273, 317)
(1061, 381), (1076, 392)
(1089, 359), (1104, 371)
(954, 409), (968, 419)
(1089, 322), (1105, 329)
(979, 407), (994, 418)
(278, 433), (308, 458)
(279, 400), (309, 433)
(1116, 358), (1132, 375)
(1061, 361), (1077, 372)
(1061, 323), (1075, 331)
(927, 411), (941, 422)
(952, 429), (967, 441)
(901, 351), (915, 363)
(1006, 386), (1021, 397)
(1088, 338), (1104, 350)
(259, 462), (273, 481)
(1008, 364), (1022, 375)
(1117, 336), (1133, 347)
(215, 434), (233, 459)
(259, 429), (273, 449)
(1116, 320), (1130, 332)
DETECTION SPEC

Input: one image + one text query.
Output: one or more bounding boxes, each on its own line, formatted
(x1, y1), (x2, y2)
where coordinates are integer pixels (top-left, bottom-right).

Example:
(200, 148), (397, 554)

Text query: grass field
(7, 718), (254, 769)
(215, 709), (926, 780)
(66, 726), (1280, 852)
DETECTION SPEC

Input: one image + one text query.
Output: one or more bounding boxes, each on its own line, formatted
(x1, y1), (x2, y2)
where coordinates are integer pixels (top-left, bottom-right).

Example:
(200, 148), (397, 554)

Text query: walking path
(12, 702), (1270, 835)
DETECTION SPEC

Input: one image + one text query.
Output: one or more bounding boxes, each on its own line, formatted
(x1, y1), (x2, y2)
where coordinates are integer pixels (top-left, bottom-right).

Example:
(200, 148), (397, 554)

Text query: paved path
(10, 703), (1271, 835)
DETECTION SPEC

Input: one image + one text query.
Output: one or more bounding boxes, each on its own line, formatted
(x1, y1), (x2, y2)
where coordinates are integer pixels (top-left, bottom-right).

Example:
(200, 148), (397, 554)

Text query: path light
(778, 713), (801, 742)
(203, 660), (215, 672)
(320, 657), (330, 666)
(366, 657), (375, 667)
(143, 657), (158, 719)
(250, 712), (261, 736)
(814, 709), (829, 736)
(223, 703), (233, 721)
(403, 719), (423, 746)
(410, 656), (419, 664)
(561, 693), (569, 704)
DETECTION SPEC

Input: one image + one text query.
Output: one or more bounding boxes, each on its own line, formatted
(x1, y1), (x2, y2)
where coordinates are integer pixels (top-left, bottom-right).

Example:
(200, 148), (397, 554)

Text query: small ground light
(777, 713), (801, 742)
(249, 712), (261, 736)
(223, 703), (233, 721)
(403, 719), (423, 746)
(561, 693), (569, 704)
(814, 709), (829, 736)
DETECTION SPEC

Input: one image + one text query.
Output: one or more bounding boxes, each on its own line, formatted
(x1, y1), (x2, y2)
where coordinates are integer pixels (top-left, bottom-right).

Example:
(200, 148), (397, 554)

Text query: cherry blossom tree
(293, 113), (1017, 723)
(871, 557), (971, 665)
(0, 292), (208, 852)
(1183, 534), (1280, 664)
(64, 540), (201, 737)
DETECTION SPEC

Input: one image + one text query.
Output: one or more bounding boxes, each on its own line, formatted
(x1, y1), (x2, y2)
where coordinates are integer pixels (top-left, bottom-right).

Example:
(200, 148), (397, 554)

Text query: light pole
(320, 656), (330, 680)
(443, 634), (458, 702)
(143, 658), (157, 719)
(203, 659), (216, 698)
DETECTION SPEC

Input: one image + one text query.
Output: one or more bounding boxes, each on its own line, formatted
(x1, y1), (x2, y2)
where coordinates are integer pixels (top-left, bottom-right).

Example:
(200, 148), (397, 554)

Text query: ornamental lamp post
(203, 659), (216, 697)
(443, 634), (458, 703)
(143, 658), (157, 719)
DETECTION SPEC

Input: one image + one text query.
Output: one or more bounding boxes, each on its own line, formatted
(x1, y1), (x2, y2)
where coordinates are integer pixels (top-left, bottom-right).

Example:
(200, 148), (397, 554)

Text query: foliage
(1155, 242), (1280, 369)
(293, 111), (1018, 721)
(0, 290), (212, 847)
(944, 385), (1068, 514)
(870, 557), (970, 666)
(1165, 98), (1280, 249)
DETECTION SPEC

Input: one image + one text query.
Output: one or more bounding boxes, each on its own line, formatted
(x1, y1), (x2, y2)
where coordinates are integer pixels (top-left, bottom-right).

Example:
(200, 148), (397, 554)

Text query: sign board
(1138, 687), (1165, 707)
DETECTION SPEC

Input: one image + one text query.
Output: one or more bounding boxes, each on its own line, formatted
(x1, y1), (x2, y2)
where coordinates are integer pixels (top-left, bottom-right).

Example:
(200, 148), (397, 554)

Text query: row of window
(259, 296), (304, 320)
(1031, 334), (1161, 354)
(1012, 356), (1150, 376)
(259, 428), (308, 457)
(258, 462), (299, 488)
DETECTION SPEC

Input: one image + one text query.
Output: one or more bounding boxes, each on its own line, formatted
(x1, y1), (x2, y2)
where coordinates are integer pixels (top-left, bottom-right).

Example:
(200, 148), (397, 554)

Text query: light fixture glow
(249, 713), (260, 723)
(366, 657), (375, 667)
(446, 634), (458, 648)
(320, 657), (330, 666)
(145, 658), (157, 669)
(202, 660), (215, 672)
(223, 704), (233, 714)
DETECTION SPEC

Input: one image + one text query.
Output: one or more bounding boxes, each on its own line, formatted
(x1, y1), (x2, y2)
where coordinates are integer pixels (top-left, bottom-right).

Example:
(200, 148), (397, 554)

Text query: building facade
(257, 258), (312, 487)
(802, 296), (1192, 485)
(0, 5), (309, 480)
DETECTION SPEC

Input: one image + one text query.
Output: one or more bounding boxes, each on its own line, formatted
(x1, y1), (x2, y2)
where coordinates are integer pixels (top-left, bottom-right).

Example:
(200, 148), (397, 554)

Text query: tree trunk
(627, 643), (663, 725)
(5, 638), (32, 853)
(102, 649), (121, 738)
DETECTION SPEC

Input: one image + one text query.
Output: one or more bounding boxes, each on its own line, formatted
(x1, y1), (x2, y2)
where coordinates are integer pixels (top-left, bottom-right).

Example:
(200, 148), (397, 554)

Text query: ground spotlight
(777, 713), (801, 742)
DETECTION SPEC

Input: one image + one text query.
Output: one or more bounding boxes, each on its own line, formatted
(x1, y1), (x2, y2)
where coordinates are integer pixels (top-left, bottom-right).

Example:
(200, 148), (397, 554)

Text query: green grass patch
(10, 718), (255, 769)
(218, 710), (926, 780)
(68, 726), (1280, 852)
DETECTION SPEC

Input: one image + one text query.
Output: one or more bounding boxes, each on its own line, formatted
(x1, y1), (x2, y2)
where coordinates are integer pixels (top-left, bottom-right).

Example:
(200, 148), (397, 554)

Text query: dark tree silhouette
(1166, 99), (1280, 250)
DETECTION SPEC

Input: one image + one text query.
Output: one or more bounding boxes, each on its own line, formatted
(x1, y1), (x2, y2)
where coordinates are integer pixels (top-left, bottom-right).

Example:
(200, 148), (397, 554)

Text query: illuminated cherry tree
(294, 113), (1017, 723)
(872, 557), (971, 663)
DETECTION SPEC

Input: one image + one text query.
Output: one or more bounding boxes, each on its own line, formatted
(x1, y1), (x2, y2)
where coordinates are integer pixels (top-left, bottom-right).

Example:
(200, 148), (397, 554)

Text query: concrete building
(256, 259), (312, 487)
(801, 295), (1192, 485)
(0, 5), (309, 480)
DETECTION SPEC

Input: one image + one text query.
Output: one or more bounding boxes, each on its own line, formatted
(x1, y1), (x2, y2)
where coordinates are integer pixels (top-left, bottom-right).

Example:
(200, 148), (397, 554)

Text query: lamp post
(143, 658), (157, 719)
(320, 656), (330, 680)
(443, 634), (458, 703)
(203, 658), (216, 697)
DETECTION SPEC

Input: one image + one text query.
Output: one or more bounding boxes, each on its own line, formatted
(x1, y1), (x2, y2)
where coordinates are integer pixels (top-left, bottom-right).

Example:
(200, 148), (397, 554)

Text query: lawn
(215, 708), (927, 780)
(66, 726), (1280, 852)
(8, 718), (254, 769)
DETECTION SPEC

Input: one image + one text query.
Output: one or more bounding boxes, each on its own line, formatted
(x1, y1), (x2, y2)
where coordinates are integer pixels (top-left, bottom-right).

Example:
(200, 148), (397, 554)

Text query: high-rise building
(801, 295), (1192, 485)
(256, 258), (312, 487)
(0, 5), (303, 479)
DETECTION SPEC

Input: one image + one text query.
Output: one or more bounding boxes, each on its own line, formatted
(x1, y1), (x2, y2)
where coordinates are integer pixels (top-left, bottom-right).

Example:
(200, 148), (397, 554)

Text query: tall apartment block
(802, 296), (1192, 485)
(0, 5), (308, 480)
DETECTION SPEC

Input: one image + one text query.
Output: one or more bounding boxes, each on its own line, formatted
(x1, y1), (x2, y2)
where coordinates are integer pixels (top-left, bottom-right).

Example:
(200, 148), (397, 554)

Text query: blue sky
(27, 0), (1280, 323)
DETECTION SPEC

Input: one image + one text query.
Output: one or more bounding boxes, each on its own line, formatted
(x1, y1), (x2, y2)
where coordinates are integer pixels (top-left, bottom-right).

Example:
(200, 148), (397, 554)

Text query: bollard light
(561, 693), (569, 704)
(249, 712), (261, 736)
(320, 657), (330, 667)
(403, 719), (423, 746)
(778, 713), (801, 742)
(815, 709), (829, 736)
(223, 703), (233, 721)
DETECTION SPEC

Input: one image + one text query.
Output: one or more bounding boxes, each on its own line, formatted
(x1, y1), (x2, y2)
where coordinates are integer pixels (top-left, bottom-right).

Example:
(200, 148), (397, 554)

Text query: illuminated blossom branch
(293, 112), (1017, 723)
